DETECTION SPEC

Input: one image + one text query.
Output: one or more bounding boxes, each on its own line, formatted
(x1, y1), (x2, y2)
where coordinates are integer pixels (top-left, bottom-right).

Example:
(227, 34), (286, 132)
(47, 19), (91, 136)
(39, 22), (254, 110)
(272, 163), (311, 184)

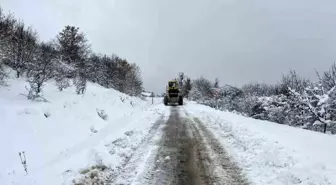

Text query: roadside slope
(184, 102), (336, 185)
(0, 77), (165, 185)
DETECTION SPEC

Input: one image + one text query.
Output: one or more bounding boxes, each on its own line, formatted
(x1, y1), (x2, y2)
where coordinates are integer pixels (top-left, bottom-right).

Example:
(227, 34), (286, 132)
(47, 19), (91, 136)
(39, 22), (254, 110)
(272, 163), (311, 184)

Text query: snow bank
(141, 91), (153, 97)
(0, 75), (165, 185)
(185, 102), (336, 185)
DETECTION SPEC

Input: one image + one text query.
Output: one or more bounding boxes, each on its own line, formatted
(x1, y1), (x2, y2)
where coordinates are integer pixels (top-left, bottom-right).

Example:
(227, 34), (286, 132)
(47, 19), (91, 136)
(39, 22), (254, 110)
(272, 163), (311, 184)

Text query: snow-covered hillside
(0, 73), (165, 185)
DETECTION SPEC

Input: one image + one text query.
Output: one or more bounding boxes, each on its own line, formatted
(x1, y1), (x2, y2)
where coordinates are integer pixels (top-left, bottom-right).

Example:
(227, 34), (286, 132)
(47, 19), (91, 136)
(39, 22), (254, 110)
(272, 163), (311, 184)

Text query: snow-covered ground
(0, 73), (166, 185)
(185, 102), (336, 185)
(2, 72), (336, 185)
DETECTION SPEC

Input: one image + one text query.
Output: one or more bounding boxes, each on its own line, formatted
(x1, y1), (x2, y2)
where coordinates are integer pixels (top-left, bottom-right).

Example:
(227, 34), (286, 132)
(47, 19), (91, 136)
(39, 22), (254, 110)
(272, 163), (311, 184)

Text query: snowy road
(109, 106), (250, 185)
(3, 85), (336, 185)
(3, 79), (336, 185)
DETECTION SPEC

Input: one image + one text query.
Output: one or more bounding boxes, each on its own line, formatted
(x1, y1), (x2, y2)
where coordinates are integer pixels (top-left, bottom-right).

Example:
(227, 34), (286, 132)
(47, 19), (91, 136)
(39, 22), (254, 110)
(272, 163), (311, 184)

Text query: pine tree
(56, 26), (91, 94)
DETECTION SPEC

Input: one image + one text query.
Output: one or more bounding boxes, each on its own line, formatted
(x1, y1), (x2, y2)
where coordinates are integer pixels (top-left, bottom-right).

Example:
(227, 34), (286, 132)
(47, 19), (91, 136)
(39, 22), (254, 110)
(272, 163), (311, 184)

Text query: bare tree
(26, 42), (57, 99)
(316, 62), (336, 91)
(280, 69), (310, 93)
(55, 65), (70, 91)
(0, 8), (16, 84)
(0, 61), (7, 85)
(2, 21), (38, 78)
(85, 53), (143, 96)
(124, 63), (143, 96)
(289, 83), (336, 133)
(178, 72), (184, 87)
(214, 78), (219, 88)
(182, 77), (192, 97)
(242, 82), (279, 97)
(0, 7), (16, 54)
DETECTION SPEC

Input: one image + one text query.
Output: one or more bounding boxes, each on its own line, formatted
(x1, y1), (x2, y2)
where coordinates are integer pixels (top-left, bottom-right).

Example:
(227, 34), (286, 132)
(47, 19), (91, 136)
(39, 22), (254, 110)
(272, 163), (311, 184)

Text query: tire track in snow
(129, 107), (182, 185)
(137, 106), (250, 185)
(122, 106), (192, 185)
(111, 106), (250, 185)
(189, 115), (250, 185)
(105, 112), (167, 184)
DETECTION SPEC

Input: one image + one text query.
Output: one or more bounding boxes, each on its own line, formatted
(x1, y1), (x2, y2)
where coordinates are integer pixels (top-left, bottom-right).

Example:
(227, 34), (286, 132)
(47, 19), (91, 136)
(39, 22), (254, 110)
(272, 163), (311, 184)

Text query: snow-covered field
(185, 102), (336, 185)
(0, 74), (165, 185)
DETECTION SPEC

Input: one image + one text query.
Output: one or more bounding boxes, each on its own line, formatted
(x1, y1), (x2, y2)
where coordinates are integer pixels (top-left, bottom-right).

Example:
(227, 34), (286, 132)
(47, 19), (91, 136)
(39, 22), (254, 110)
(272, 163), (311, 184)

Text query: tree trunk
(37, 83), (41, 93)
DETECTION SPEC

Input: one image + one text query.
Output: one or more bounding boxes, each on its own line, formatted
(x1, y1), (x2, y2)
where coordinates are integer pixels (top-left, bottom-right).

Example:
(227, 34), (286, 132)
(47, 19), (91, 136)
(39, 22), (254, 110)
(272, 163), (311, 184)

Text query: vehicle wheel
(164, 96), (168, 106)
(178, 96), (183, 105)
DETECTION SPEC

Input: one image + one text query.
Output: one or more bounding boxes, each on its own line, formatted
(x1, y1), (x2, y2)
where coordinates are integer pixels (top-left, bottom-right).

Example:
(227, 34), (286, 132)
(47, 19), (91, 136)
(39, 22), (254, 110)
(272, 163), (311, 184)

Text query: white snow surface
(0, 75), (165, 185)
(141, 91), (153, 97)
(2, 72), (336, 185)
(185, 102), (336, 185)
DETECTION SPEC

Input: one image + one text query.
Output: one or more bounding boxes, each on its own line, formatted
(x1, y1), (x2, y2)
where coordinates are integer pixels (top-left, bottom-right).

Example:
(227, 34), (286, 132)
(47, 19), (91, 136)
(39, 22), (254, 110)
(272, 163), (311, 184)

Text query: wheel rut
(149, 107), (206, 185)
(140, 106), (250, 185)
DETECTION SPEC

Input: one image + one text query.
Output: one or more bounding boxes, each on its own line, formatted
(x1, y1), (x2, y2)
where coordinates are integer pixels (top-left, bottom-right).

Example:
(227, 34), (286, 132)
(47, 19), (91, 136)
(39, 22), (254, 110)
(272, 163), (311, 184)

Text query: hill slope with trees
(0, 7), (143, 98)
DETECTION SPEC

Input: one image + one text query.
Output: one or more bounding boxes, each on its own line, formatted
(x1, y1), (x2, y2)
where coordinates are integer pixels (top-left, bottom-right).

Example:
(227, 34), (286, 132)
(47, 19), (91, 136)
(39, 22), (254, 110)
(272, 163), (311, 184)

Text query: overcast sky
(1, 0), (336, 93)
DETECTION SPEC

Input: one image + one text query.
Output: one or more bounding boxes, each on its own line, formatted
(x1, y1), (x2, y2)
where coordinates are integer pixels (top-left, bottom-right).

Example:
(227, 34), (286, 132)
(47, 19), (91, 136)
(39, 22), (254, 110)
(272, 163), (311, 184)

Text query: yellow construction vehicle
(163, 79), (183, 106)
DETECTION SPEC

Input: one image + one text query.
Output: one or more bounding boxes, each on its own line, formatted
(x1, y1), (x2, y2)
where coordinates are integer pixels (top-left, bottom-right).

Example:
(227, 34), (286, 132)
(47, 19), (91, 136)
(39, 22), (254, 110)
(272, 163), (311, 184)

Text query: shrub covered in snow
(96, 109), (108, 121)
(189, 76), (214, 103)
(75, 165), (109, 185)
(184, 63), (336, 134)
